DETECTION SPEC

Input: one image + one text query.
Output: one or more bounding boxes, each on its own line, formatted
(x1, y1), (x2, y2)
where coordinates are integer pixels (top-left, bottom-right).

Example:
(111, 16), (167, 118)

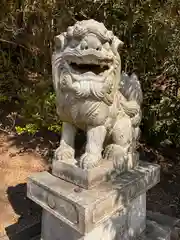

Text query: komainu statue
(52, 19), (143, 171)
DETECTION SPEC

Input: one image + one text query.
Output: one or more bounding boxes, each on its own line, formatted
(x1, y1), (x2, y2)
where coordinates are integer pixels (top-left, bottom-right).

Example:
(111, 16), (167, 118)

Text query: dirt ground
(1, 129), (180, 237)
(0, 133), (48, 236)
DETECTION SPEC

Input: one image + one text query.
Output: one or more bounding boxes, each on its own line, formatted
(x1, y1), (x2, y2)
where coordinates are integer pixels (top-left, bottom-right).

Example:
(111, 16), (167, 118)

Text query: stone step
(139, 220), (171, 240)
(146, 211), (180, 239)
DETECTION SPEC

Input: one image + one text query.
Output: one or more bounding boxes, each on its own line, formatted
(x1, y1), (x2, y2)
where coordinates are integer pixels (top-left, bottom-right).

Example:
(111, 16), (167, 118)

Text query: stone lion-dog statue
(52, 19), (142, 171)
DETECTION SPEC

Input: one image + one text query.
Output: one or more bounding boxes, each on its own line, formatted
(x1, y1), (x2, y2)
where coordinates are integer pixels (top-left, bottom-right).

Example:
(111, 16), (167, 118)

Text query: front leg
(53, 122), (77, 164)
(79, 125), (106, 169)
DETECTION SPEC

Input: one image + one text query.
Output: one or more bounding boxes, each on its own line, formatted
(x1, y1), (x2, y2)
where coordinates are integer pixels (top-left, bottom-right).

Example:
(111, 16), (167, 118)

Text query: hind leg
(104, 117), (134, 171)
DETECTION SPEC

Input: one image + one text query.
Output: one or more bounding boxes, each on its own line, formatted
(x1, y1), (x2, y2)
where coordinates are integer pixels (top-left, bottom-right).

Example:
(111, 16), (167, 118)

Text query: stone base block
(32, 220), (171, 240)
(27, 161), (160, 235)
(52, 158), (114, 190)
(40, 198), (172, 240)
(52, 154), (139, 189)
(147, 211), (180, 239)
(41, 193), (146, 240)
(139, 220), (171, 240)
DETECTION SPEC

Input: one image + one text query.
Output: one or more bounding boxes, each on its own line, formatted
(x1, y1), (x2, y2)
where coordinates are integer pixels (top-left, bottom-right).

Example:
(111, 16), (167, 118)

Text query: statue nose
(80, 35), (102, 51)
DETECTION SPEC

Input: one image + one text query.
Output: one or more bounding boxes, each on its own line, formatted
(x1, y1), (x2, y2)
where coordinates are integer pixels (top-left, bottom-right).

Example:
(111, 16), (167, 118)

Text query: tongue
(83, 71), (96, 76)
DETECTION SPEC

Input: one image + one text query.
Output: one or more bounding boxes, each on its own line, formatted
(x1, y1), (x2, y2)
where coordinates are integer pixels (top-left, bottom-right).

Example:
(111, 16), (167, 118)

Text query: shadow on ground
(4, 184), (41, 240)
(139, 143), (180, 217)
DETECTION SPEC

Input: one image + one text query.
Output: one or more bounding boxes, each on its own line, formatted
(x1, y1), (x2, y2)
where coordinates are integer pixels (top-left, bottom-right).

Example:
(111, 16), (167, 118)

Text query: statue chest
(58, 93), (110, 127)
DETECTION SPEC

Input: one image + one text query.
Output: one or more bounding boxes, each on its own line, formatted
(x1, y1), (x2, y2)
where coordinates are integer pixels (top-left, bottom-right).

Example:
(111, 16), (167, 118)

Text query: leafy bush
(0, 0), (180, 146)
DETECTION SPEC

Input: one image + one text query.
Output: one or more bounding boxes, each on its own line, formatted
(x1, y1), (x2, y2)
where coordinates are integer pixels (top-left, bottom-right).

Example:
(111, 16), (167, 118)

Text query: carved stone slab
(52, 153), (139, 189)
(27, 161), (160, 235)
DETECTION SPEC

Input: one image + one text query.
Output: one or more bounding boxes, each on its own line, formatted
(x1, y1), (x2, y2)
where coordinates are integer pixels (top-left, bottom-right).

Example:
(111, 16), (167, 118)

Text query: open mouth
(70, 62), (109, 75)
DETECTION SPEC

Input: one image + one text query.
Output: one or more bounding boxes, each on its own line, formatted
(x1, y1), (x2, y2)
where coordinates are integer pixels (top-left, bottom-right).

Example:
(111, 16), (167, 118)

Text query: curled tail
(120, 72), (143, 105)
(119, 72), (143, 127)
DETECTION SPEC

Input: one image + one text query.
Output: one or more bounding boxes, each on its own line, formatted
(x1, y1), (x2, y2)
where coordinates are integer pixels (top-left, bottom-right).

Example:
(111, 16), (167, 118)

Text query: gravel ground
(0, 133), (47, 237)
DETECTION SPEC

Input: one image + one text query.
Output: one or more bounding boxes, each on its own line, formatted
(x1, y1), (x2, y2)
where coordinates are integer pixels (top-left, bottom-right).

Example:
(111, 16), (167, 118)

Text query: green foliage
(0, 0), (180, 146)
(16, 80), (62, 134)
(15, 124), (38, 135)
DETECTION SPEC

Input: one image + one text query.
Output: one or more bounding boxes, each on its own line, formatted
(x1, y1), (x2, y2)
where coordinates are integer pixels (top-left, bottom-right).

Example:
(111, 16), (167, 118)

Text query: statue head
(52, 20), (124, 96)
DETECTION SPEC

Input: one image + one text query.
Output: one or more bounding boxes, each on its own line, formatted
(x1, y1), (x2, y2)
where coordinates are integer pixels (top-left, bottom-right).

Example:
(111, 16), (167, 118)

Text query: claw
(79, 152), (101, 169)
(53, 142), (76, 164)
(104, 144), (128, 172)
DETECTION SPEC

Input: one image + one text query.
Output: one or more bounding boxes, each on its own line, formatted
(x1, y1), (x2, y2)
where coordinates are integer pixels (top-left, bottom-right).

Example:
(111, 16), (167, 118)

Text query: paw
(127, 151), (139, 170)
(79, 152), (102, 169)
(113, 155), (128, 173)
(104, 144), (127, 173)
(53, 142), (75, 164)
(104, 144), (123, 160)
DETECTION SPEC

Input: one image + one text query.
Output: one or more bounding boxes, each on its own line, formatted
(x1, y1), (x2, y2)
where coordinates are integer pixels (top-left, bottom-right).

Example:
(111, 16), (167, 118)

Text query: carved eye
(96, 45), (102, 51)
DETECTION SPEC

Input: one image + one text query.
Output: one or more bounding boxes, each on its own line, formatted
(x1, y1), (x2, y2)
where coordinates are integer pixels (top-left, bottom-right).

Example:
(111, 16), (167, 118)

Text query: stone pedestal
(41, 193), (146, 240)
(26, 160), (170, 239)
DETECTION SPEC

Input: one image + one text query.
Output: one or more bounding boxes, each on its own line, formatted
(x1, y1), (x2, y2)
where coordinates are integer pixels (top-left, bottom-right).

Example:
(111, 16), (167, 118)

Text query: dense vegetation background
(0, 0), (180, 147)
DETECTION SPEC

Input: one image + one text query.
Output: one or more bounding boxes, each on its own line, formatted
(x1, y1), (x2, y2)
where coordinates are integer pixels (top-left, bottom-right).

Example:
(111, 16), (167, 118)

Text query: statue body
(52, 19), (142, 170)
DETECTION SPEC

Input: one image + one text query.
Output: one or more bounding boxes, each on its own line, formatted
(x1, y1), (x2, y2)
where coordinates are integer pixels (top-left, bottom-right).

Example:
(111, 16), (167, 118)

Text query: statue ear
(54, 32), (67, 51)
(111, 36), (124, 54)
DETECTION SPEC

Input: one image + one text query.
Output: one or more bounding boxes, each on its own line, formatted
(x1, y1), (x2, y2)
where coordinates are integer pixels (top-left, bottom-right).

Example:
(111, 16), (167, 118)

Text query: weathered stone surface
(41, 210), (81, 240)
(52, 154), (138, 189)
(127, 193), (146, 238)
(41, 194), (146, 240)
(114, 193), (146, 239)
(27, 161), (160, 235)
(52, 19), (143, 171)
(147, 211), (180, 240)
(3, 211), (177, 240)
(33, 220), (171, 240)
(40, 196), (172, 240)
(139, 220), (171, 240)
